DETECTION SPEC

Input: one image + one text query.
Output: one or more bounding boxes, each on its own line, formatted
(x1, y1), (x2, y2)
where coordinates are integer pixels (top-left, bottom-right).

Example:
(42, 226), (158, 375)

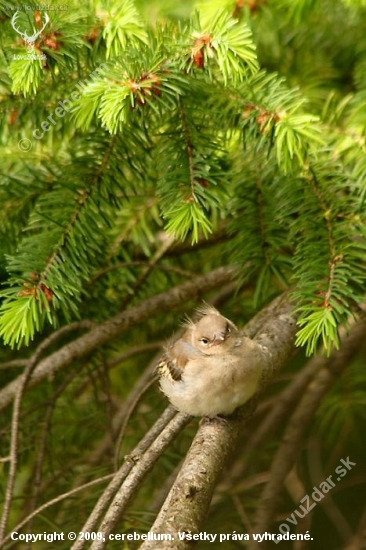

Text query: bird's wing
(157, 340), (205, 382)
(156, 355), (183, 381)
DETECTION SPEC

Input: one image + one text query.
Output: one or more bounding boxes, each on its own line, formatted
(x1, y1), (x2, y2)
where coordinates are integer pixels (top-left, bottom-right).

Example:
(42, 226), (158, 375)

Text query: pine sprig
(0, 136), (121, 347)
(72, 43), (187, 134)
(156, 99), (230, 243)
(291, 161), (366, 354)
(225, 72), (325, 172)
(6, 7), (91, 96)
(1, 0), (366, 356)
(0, 288), (53, 348)
(184, 10), (259, 84)
(0, 187), (101, 347)
(228, 158), (292, 303)
(101, 0), (148, 58)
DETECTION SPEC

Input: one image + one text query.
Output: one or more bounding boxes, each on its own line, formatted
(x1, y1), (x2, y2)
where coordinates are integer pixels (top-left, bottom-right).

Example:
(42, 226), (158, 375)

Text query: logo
(11, 11), (49, 50)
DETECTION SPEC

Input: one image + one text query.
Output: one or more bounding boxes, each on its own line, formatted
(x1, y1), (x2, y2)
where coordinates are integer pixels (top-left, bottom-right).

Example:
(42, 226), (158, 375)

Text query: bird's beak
(212, 332), (225, 346)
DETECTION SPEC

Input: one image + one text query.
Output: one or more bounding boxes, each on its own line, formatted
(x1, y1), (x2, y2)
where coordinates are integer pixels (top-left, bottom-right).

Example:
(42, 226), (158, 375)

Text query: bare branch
(113, 375), (158, 470)
(26, 366), (83, 531)
(88, 349), (162, 466)
(120, 234), (176, 309)
(343, 505), (366, 550)
(71, 407), (190, 550)
(0, 360), (29, 370)
(307, 436), (353, 540)
(242, 353), (324, 463)
(132, 226), (232, 261)
(0, 338), (60, 544)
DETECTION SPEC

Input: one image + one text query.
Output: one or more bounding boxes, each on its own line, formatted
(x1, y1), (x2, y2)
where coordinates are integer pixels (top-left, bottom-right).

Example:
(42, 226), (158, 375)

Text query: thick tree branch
(139, 292), (298, 549)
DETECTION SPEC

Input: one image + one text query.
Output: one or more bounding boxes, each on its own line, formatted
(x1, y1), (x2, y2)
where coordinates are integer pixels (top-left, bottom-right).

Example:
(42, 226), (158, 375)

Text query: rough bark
(138, 292), (298, 549)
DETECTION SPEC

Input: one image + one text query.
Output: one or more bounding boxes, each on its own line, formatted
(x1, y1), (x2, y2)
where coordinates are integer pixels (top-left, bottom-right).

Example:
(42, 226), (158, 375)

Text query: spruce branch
(101, 0), (147, 59)
(0, 136), (119, 348)
(156, 97), (230, 243)
(293, 162), (366, 354)
(186, 10), (259, 82)
(0, 266), (236, 412)
(1, 0), (366, 545)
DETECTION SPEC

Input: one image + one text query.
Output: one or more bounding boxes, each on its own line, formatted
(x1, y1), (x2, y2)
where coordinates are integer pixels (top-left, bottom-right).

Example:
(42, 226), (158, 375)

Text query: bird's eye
(226, 324), (231, 333)
(200, 337), (209, 345)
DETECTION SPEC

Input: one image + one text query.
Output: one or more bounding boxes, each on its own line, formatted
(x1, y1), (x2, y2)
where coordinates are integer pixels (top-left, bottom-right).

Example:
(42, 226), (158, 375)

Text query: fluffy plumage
(157, 305), (265, 417)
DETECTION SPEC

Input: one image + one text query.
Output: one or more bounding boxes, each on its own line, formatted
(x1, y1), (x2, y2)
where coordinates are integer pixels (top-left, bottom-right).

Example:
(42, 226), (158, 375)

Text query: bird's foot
(199, 414), (229, 426)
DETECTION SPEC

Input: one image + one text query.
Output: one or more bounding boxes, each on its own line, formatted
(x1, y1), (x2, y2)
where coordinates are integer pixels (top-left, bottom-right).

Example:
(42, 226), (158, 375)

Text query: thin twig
(88, 348), (163, 467)
(232, 494), (253, 532)
(92, 261), (195, 282)
(132, 226), (231, 260)
(113, 375), (158, 470)
(1, 474), (114, 547)
(71, 406), (181, 550)
(26, 365), (84, 535)
(241, 354), (323, 466)
(0, 359), (29, 369)
(89, 412), (192, 550)
(0, 356), (46, 542)
(343, 505), (366, 550)
(307, 436), (353, 540)
(120, 234), (175, 310)
(0, 321), (94, 543)
(105, 342), (164, 370)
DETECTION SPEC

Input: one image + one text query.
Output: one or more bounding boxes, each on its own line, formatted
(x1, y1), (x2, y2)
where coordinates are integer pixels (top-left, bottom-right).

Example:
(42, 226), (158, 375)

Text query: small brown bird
(157, 305), (266, 417)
